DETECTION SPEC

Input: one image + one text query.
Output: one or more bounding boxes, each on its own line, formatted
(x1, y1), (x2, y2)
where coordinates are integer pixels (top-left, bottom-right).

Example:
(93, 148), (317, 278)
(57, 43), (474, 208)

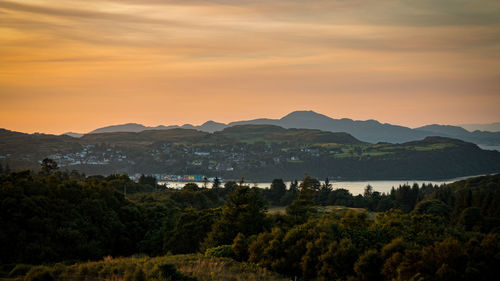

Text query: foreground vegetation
(1, 165), (499, 280)
(7, 254), (287, 281)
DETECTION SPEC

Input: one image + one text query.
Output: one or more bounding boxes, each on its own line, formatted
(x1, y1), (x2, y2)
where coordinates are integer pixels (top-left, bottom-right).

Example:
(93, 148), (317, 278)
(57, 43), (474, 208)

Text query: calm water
(159, 176), (473, 195)
(478, 144), (500, 152)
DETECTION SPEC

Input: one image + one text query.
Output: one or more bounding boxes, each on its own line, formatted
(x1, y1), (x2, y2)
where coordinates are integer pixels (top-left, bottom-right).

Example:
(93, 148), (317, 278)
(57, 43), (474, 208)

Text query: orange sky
(1, 0), (500, 134)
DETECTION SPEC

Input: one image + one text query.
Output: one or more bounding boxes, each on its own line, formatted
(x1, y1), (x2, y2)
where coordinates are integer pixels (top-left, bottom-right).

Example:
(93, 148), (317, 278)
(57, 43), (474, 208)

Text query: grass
(408, 143), (456, 151)
(327, 142), (455, 159)
(11, 254), (288, 281)
(267, 206), (287, 214)
(316, 205), (377, 220)
(268, 205), (377, 220)
(172, 255), (288, 281)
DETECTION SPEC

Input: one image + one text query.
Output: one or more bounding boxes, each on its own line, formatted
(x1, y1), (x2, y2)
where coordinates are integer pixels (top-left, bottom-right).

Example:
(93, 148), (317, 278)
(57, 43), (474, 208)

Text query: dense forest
(0, 163), (499, 280)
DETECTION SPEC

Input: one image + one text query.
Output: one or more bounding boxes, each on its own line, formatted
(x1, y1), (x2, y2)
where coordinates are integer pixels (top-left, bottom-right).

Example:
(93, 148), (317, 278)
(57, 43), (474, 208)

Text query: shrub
(24, 266), (54, 281)
(205, 245), (235, 258)
(8, 264), (32, 277)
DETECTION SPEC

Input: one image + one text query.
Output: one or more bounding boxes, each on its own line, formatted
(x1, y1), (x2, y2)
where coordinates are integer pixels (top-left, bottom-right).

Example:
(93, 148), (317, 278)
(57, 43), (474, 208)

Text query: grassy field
(328, 142), (456, 159)
(268, 205), (377, 220)
(8, 254), (288, 281)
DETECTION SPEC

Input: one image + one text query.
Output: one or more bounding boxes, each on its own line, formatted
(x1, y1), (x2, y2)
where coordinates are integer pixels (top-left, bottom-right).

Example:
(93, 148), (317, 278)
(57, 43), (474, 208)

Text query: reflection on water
(159, 176), (475, 195)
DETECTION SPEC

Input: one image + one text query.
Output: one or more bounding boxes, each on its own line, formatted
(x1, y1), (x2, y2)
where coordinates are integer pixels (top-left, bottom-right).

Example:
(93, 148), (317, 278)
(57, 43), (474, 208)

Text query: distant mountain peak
(74, 110), (500, 147)
(180, 124), (199, 131)
(281, 110), (332, 120)
(202, 120), (222, 125)
(199, 120), (227, 133)
(416, 124), (470, 137)
(89, 123), (148, 134)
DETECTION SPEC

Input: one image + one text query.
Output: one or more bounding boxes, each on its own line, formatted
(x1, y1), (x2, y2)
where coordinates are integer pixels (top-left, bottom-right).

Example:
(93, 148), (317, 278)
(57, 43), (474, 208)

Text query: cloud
(102, 0), (500, 25)
(0, 0), (499, 133)
(0, 0), (197, 26)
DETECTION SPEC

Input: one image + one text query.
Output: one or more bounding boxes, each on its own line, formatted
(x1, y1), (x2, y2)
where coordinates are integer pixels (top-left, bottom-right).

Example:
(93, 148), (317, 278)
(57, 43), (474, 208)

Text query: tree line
(0, 163), (499, 280)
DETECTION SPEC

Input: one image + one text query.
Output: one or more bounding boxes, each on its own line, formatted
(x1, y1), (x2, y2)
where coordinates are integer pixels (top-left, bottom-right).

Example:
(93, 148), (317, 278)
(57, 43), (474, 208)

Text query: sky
(1, 0), (500, 134)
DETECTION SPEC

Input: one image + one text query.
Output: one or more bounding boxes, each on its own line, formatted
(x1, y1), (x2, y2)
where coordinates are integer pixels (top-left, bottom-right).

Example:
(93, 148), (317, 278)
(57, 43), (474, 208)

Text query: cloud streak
(0, 0), (499, 133)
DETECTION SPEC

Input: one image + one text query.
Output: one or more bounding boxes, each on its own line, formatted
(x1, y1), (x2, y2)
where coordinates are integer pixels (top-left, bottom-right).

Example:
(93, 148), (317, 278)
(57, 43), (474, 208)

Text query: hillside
(1, 126), (499, 180)
(460, 122), (500, 132)
(81, 128), (210, 145)
(216, 125), (364, 145)
(76, 110), (500, 147)
(1, 172), (499, 281)
(9, 254), (287, 281)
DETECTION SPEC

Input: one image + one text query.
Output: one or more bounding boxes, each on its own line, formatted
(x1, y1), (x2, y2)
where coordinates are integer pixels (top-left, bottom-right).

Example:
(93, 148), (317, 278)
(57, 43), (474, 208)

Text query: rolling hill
(73, 110), (500, 147)
(1, 125), (500, 180)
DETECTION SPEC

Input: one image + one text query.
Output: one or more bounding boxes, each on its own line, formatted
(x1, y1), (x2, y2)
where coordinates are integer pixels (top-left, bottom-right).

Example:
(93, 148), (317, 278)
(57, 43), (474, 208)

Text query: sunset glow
(1, 0), (500, 134)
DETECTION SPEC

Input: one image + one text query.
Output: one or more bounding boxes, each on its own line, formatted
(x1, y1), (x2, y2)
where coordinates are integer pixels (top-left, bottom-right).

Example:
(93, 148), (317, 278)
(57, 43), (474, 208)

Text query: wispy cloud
(0, 0), (499, 133)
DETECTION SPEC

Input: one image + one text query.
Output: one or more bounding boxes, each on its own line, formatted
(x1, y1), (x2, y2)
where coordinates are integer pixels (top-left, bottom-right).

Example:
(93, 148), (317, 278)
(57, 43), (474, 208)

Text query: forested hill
(1, 171), (499, 280)
(1, 126), (500, 180)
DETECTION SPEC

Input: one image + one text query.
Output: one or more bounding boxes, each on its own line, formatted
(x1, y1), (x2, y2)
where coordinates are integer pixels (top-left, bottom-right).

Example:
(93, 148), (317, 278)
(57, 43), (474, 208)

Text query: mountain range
(460, 122), (500, 132)
(65, 111), (500, 148)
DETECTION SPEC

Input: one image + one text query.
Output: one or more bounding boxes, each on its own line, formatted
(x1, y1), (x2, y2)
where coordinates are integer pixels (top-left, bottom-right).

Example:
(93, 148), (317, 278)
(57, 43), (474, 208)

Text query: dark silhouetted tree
(212, 177), (221, 189)
(40, 158), (58, 175)
(183, 183), (199, 191)
(269, 179), (286, 206)
(204, 185), (266, 247)
(138, 174), (157, 187)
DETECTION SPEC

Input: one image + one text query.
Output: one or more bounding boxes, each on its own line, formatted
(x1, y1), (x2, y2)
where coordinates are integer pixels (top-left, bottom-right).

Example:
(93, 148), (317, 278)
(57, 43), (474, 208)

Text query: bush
(8, 264), (32, 277)
(158, 263), (196, 281)
(205, 245), (235, 258)
(24, 266), (54, 281)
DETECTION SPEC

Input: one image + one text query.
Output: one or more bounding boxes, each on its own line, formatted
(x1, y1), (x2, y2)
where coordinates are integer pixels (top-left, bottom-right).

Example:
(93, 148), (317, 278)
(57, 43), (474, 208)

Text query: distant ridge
(89, 123), (157, 134)
(460, 122), (500, 132)
(88, 123), (178, 134)
(63, 132), (84, 138)
(69, 110), (500, 148)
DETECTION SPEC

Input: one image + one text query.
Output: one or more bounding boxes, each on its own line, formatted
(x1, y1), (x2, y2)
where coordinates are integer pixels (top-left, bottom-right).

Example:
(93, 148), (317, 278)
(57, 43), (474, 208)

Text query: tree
(364, 184), (373, 198)
(316, 178), (332, 206)
(395, 184), (419, 212)
(286, 197), (315, 225)
(138, 174), (157, 187)
(232, 233), (248, 261)
(286, 177), (318, 224)
(318, 238), (357, 281)
(0, 163), (3, 174)
(299, 176), (321, 194)
(290, 180), (298, 193)
(413, 199), (451, 220)
(203, 177), (209, 189)
(459, 207), (482, 231)
(183, 183), (199, 191)
(212, 177), (221, 189)
(40, 158), (58, 175)
(354, 249), (383, 281)
(280, 180), (299, 206)
(203, 186), (267, 247)
(323, 177), (331, 190)
(165, 208), (217, 254)
(269, 179), (286, 206)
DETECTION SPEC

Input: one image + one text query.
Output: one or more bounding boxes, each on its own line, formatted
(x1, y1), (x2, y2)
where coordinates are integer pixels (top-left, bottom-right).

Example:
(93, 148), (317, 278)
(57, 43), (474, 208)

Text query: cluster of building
(43, 145), (134, 167)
